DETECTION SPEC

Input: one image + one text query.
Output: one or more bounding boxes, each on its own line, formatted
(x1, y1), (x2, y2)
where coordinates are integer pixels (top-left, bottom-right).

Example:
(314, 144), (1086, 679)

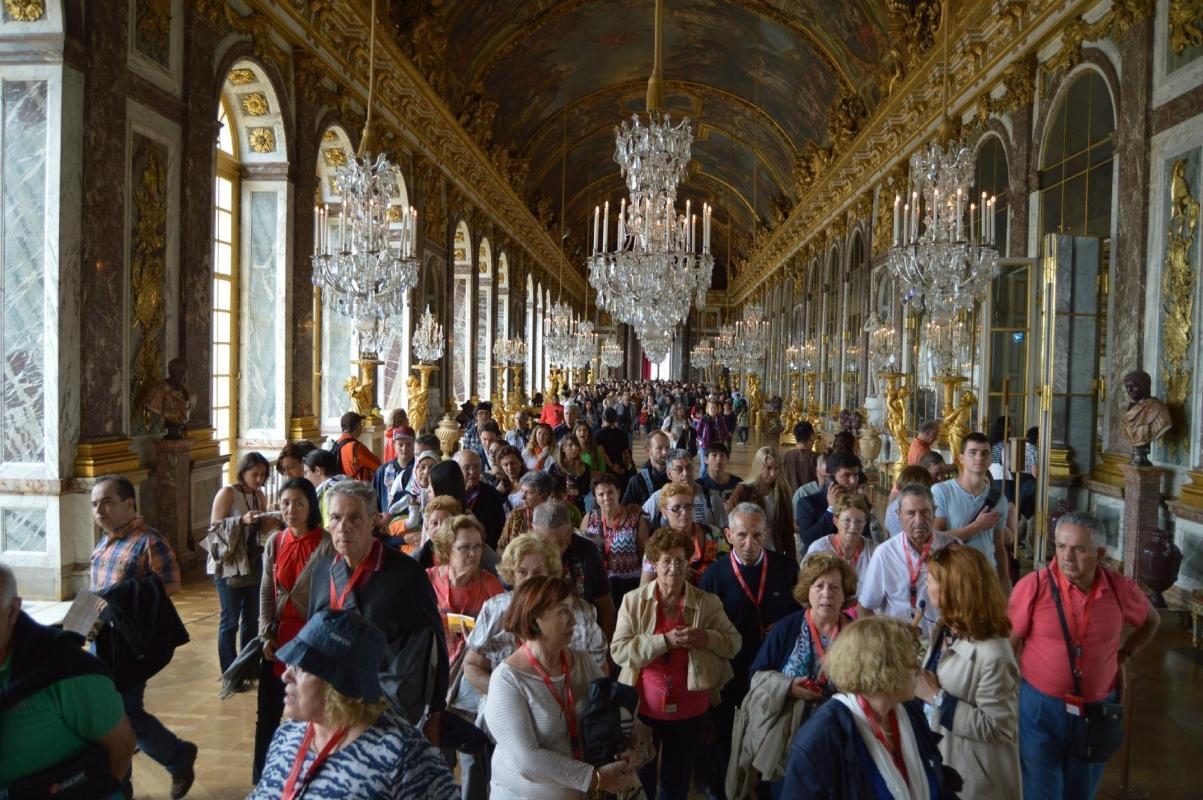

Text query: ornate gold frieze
(130, 139), (168, 433)
(1170, 0), (1203, 55)
(1042, 0), (1155, 74)
(227, 67), (256, 85)
(248, 126), (276, 153)
(239, 92), (269, 117)
(194, 0), (287, 67)
(1160, 158), (1199, 459)
(3, 0), (43, 22)
(322, 147), (346, 167)
(973, 54), (1036, 121)
(827, 91), (868, 154)
(135, 0), (172, 56)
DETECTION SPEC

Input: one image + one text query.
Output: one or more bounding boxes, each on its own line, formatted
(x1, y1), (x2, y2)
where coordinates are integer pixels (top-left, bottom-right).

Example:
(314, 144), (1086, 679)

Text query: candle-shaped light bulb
(602, 200), (609, 252)
(592, 206), (600, 254)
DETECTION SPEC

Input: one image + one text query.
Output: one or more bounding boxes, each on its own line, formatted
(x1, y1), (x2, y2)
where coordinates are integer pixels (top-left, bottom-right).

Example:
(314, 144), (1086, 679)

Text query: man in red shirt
(1008, 511), (1159, 800)
(334, 411), (382, 481)
(906, 419), (940, 465)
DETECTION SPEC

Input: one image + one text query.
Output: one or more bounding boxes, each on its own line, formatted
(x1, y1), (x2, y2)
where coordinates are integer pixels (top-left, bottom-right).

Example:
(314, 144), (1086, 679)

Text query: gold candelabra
(881, 371), (910, 483)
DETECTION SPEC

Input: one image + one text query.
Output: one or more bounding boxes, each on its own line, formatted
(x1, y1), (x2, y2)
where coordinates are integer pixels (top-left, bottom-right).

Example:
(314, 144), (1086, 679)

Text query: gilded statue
(1120, 370), (1173, 466)
(885, 382), (911, 466)
(1161, 158), (1199, 459)
(142, 357), (196, 439)
(944, 390), (977, 468)
(343, 374), (376, 419)
(408, 371), (431, 433)
(746, 374), (764, 428)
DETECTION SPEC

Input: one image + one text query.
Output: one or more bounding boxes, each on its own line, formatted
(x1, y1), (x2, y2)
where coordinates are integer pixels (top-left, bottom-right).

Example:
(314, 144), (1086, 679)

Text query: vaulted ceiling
(393, 0), (895, 289)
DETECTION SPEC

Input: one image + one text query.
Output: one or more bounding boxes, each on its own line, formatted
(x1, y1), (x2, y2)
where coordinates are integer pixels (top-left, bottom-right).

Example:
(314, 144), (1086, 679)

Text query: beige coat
(933, 635), (1022, 800)
(610, 580), (741, 705)
(726, 670), (808, 799)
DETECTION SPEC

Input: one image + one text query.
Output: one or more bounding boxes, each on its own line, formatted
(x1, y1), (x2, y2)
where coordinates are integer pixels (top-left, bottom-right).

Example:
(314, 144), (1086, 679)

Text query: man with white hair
(308, 480), (448, 724)
(0, 563), (137, 796)
(453, 448), (507, 549)
(1008, 511), (1159, 800)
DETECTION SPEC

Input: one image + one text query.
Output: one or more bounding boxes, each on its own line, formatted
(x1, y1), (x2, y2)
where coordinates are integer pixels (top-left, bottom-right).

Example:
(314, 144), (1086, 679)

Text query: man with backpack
(334, 411), (382, 482)
(932, 432), (1012, 594)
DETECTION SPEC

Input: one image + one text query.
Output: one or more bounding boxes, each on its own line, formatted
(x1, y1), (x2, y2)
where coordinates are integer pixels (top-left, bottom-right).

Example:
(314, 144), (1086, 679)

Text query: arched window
(525, 273), (536, 395)
(973, 135), (1010, 256)
(213, 98), (239, 456)
(317, 125), (358, 431)
(822, 248), (840, 407)
(477, 238), (493, 400)
(845, 233), (867, 406)
(496, 253), (510, 344)
(1039, 70), (1114, 239)
(453, 221), (473, 402)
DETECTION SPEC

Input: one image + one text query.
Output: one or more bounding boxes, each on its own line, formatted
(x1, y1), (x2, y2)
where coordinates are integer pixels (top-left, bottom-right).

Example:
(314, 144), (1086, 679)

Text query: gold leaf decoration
(3, 0), (43, 21)
(248, 127), (276, 153)
(239, 92), (269, 116)
(130, 139), (168, 432)
(1160, 158), (1200, 459)
(387, 205), (403, 223)
(1043, 0), (1155, 74)
(323, 129), (339, 142)
(135, 0), (171, 55)
(322, 147), (347, 167)
(227, 68), (256, 85)
(1170, 0), (1203, 55)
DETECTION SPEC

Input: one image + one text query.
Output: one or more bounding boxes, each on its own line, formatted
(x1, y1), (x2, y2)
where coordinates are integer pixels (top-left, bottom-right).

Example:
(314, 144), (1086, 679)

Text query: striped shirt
(251, 710), (458, 799)
(90, 516), (178, 591)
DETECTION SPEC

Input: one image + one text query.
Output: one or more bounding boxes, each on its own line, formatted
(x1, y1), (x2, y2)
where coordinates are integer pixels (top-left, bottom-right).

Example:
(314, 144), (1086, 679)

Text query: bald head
(453, 448), (483, 489)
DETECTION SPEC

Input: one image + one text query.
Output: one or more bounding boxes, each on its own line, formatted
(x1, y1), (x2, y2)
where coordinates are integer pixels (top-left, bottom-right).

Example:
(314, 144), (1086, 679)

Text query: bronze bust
(1120, 370), (1172, 466)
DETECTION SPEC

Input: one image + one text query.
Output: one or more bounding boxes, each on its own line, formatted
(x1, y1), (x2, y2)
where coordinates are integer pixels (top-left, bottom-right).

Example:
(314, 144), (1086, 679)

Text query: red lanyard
(901, 537), (932, 608)
(1052, 560), (1103, 678)
(655, 583), (687, 625)
(805, 609), (840, 685)
(328, 540), (380, 610)
(856, 695), (908, 784)
(281, 723), (348, 800)
(521, 644), (581, 760)
(729, 550), (767, 610)
(831, 534), (863, 565)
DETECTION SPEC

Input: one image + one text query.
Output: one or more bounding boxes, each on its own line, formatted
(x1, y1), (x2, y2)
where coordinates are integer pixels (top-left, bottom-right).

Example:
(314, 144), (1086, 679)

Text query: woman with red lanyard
(484, 576), (639, 799)
(425, 515), (504, 664)
(580, 473), (648, 606)
(612, 529), (742, 800)
(742, 553), (858, 796)
(253, 478), (333, 784)
(251, 608), (458, 799)
(522, 423), (556, 471)
(781, 616), (959, 799)
(805, 494), (876, 618)
(638, 482), (729, 587)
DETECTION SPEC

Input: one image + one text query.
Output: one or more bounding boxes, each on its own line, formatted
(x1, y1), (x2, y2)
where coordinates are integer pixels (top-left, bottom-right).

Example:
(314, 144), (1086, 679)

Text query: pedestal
(1120, 464), (1165, 579)
(152, 438), (197, 569)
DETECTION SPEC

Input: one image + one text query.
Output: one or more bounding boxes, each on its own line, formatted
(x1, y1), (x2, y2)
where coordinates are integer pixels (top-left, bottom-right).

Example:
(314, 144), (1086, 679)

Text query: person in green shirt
(0, 563), (135, 797)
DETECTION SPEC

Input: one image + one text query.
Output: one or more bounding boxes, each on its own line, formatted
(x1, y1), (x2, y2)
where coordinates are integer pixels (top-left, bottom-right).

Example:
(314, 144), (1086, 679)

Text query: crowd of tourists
(0, 379), (1160, 800)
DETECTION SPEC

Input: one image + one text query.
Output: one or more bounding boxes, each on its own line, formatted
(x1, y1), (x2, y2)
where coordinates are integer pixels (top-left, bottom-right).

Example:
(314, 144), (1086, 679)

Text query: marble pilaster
(1121, 463), (1165, 580)
(1106, 16), (1156, 453)
(288, 94), (322, 431)
(77, 1), (129, 440)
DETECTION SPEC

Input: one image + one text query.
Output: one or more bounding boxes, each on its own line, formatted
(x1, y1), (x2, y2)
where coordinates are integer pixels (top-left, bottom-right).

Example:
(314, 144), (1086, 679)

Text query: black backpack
(579, 676), (639, 767)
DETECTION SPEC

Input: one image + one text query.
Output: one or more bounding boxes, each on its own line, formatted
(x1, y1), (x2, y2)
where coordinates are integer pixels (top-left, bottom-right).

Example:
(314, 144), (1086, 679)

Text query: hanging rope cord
(357, 0), (380, 159)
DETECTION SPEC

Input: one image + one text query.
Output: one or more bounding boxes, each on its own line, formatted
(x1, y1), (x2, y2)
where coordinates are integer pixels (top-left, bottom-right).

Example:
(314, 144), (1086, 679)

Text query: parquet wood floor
(128, 435), (1203, 798)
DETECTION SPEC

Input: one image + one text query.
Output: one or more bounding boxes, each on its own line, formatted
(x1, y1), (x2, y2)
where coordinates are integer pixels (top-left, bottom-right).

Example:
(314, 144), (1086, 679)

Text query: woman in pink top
(426, 515), (504, 664)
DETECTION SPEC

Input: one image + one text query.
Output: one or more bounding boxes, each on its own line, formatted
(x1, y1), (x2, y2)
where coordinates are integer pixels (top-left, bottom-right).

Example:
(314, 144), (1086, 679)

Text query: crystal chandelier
(411, 305), (445, 363)
(714, 321), (738, 372)
(865, 312), (898, 374)
(310, 0), (418, 356)
(690, 338), (714, 370)
(566, 320), (599, 371)
(507, 337), (528, 366)
(641, 330), (673, 364)
(543, 300), (578, 368)
(886, 0), (998, 323)
(732, 302), (770, 373)
(585, 0), (715, 352)
(600, 338), (623, 369)
(924, 315), (971, 377)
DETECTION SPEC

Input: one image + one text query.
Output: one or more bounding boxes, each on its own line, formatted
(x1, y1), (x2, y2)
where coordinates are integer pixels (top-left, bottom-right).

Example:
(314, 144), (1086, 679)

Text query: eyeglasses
(657, 558), (687, 570)
(664, 504), (690, 514)
(837, 516), (867, 527)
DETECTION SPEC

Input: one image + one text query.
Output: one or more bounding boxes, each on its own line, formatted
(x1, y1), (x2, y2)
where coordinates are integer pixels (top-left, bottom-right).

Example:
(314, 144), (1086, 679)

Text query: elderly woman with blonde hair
(425, 515), (505, 665)
(782, 616), (959, 798)
(639, 481), (728, 587)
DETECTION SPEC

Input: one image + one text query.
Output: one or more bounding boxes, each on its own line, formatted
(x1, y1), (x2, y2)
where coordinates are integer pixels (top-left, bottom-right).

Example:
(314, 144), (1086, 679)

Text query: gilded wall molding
(730, 0), (1126, 303)
(1041, 0), (1154, 74)
(1170, 0), (1203, 55)
(237, 0), (584, 300)
(130, 138), (169, 433)
(3, 0), (43, 22)
(1160, 158), (1200, 459)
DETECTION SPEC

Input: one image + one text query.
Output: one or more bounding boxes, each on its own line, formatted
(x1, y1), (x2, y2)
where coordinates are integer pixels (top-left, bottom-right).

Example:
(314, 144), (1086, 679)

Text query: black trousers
(252, 658), (285, 784)
(637, 711), (708, 800)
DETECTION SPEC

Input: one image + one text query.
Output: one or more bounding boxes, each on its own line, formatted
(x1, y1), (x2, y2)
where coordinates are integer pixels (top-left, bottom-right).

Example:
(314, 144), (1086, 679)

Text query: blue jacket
(747, 608), (806, 677)
(782, 698), (958, 799)
(796, 490), (835, 549)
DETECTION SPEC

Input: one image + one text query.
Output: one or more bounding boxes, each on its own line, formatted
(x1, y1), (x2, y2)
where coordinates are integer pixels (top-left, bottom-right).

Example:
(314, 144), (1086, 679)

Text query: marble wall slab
(239, 181), (290, 441)
(321, 292), (357, 428)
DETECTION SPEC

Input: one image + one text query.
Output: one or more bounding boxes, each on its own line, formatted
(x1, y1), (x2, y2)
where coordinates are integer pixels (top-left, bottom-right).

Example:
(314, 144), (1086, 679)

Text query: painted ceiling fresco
(402, 0), (893, 288)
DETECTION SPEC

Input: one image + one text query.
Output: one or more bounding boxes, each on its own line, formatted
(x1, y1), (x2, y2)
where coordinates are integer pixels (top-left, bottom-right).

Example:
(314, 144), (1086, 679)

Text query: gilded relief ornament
(1159, 158), (1199, 459)
(135, 0), (171, 55)
(322, 147), (347, 167)
(240, 92), (269, 117)
(1170, 0), (1203, 55)
(227, 67), (256, 86)
(3, 0), (44, 21)
(248, 127), (276, 153)
(130, 140), (168, 432)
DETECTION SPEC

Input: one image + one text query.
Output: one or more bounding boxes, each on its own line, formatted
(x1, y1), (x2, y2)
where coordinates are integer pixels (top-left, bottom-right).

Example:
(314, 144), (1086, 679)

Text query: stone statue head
(1122, 370), (1151, 403)
(167, 357), (187, 382)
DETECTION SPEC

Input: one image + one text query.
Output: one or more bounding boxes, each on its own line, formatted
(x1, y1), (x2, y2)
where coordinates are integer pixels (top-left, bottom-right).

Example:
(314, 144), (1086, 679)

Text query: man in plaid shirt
(90, 476), (196, 799)
(460, 401), (493, 457)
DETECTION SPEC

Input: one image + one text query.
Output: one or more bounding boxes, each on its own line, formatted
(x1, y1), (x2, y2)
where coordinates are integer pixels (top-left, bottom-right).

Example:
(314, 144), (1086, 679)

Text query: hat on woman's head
(416, 449), (442, 464)
(275, 609), (385, 702)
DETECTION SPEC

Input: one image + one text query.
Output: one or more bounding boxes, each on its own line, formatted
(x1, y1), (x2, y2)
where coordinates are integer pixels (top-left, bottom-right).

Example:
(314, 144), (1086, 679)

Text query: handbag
(6, 743), (124, 799)
(1047, 568), (1126, 763)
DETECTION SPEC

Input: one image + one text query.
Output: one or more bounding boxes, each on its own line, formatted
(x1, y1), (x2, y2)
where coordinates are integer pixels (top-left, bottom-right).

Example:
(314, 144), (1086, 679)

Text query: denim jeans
(215, 575), (259, 673)
(121, 682), (189, 774)
(638, 712), (708, 800)
(1019, 680), (1113, 800)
